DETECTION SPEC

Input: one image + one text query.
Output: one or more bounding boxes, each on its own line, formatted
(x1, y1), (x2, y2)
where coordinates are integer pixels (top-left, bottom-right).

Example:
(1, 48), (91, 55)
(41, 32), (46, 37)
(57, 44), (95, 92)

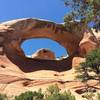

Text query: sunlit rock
(32, 48), (55, 60)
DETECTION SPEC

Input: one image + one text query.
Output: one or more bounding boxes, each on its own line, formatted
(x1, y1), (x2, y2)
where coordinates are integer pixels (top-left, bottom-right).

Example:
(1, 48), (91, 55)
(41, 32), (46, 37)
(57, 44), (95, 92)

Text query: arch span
(1, 18), (84, 72)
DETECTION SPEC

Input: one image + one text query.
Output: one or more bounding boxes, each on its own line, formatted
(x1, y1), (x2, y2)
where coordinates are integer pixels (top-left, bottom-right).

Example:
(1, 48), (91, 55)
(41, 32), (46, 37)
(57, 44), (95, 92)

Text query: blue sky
(21, 39), (67, 58)
(0, 0), (69, 57)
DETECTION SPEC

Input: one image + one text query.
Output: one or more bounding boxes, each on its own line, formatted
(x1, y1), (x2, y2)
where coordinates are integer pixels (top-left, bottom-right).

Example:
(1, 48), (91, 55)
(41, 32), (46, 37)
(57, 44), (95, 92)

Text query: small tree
(85, 48), (100, 81)
(75, 48), (100, 99)
(15, 91), (34, 100)
(45, 84), (76, 100)
(32, 89), (44, 100)
(75, 62), (90, 93)
(97, 93), (100, 100)
(45, 84), (60, 100)
(15, 90), (44, 100)
(0, 93), (7, 100)
(64, 0), (100, 32)
(76, 48), (100, 82)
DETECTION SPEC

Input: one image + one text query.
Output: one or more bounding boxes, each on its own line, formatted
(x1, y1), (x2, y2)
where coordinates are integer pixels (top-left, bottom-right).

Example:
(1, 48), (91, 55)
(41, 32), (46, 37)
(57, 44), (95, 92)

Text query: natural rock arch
(21, 38), (68, 59)
(0, 18), (99, 72)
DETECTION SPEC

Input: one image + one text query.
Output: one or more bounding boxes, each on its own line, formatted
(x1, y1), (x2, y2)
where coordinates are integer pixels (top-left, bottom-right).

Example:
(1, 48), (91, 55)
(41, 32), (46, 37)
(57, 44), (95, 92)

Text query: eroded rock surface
(92, 29), (100, 45)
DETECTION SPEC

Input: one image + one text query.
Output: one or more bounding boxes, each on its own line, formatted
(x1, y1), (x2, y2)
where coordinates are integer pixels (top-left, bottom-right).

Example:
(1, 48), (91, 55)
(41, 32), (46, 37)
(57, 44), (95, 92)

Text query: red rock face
(0, 18), (99, 96)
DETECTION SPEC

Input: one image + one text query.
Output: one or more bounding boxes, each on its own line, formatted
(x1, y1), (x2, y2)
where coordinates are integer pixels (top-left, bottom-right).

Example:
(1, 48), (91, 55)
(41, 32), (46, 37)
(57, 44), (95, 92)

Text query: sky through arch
(21, 38), (68, 58)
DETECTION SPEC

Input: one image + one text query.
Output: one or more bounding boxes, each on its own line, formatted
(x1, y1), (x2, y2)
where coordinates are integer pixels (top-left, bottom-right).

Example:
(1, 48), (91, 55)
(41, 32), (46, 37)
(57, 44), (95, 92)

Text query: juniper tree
(75, 48), (100, 94)
(63, 0), (100, 32)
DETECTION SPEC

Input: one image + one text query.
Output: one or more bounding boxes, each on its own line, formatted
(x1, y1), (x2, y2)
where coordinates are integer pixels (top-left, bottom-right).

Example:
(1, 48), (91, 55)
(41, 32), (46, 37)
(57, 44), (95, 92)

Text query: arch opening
(21, 38), (68, 60)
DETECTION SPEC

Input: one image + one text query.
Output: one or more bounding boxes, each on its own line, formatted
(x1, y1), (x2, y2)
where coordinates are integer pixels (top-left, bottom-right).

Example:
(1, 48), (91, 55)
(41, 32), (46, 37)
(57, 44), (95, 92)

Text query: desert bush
(14, 84), (76, 100)
(32, 89), (44, 100)
(0, 93), (7, 100)
(75, 48), (100, 99)
(15, 89), (44, 100)
(97, 93), (100, 100)
(86, 48), (100, 78)
(45, 84), (76, 100)
(15, 91), (33, 100)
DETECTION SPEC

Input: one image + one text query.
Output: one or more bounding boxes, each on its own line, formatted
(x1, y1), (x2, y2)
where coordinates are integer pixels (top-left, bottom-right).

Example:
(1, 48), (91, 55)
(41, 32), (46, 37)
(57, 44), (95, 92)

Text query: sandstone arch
(0, 18), (99, 72)
(21, 38), (68, 59)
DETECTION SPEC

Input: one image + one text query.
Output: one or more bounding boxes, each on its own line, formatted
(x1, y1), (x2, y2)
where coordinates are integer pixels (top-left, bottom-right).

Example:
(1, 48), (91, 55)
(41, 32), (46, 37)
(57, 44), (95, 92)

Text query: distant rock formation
(32, 48), (55, 60)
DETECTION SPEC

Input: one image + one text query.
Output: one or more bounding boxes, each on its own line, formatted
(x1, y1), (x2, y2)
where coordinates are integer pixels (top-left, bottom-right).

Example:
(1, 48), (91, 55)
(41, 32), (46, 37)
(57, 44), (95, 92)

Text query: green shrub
(45, 85), (76, 100)
(45, 84), (60, 100)
(86, 48), (100, 76)
(75, 48), (100, 82)
(0, 93), (7, 100)
(15, 89), (44, 100)
(97, 93), (100, 100)
(15, 91), (33, 100)
(14, 85), (76, 100)
(61, 91), (76, 100)
(75, 48), (100, 95)
(46, 84), (60, 95)
(32, 89), (44, 100)
(45, 90), (76, 100)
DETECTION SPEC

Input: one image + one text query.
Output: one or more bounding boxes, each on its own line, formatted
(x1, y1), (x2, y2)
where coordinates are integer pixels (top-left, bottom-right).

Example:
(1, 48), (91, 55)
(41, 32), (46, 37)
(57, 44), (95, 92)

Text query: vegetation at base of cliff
(0, 85), (75, 100)
(15, 84), (75, 100)
(44, 85), (75, 100)
(0, 94), (7, 100)
(63, 0), (100, 32)
(98, 93), (100, 100)
(0, 89), (100, 100)
(15, 89), (44, 100)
